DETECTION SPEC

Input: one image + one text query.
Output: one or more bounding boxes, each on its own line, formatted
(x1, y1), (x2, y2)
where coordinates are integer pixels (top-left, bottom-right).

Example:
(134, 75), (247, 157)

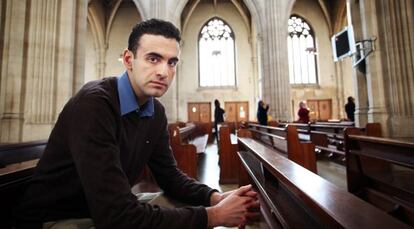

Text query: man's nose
(156, 63), (169, 78)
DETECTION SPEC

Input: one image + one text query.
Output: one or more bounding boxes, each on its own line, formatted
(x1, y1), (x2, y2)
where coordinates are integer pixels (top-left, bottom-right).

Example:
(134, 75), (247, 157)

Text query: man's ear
(123, 49), (133, 70)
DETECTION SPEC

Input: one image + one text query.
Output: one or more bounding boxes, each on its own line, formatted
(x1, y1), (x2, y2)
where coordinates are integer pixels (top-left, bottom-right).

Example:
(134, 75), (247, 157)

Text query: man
(345, 96), (355, 121)
(213, 99), (225, 142)
(257, 100), (269, 125)
(15, 19), (258, 228)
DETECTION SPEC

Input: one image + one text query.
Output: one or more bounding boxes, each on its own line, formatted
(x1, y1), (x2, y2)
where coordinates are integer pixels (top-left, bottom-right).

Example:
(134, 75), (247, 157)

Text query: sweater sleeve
(67, 96), (210, 229)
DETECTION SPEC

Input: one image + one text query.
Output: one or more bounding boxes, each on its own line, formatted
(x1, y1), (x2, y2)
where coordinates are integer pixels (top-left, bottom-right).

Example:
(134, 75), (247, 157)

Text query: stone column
(95, 47), (107, 80)
(259, 0), (291, 121)
(373, 0), (414, 138)
(0, 0), (88, 142)
(355, 0), (389, 134)
(350, 1), (369, 128)
(150, 0), (177, 122)
(0, 0), (29, 142)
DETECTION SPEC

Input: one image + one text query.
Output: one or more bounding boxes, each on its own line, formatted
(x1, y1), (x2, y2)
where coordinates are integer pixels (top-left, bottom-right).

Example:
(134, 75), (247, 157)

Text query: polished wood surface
(247, 123), (317, 173)
(0, 140), (47, 168)
(0, 140), (47, 229)
(238, 137), (411, 228)
(345, 129), (414, 226)
(218, 126), (239, 184)
(168, 124), (198, 179)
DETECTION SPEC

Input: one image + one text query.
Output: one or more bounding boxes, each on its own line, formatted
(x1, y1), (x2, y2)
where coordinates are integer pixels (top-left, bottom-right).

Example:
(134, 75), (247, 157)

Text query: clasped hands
(207, 184), (260, 227)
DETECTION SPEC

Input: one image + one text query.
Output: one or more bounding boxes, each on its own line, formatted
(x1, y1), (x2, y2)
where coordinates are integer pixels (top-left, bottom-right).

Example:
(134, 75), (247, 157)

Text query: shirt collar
(117, 71), (154, 117)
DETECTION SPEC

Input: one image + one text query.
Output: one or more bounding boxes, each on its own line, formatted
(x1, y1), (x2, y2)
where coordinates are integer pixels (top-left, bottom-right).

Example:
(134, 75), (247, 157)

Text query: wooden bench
(217, 125), (252, 184)
(246, 123), (317, 173)
(311, 123), (381, 160)
(237, 137), (410, 228)
(168, 122), (211, 179)
(284, 122), (381, 163)
(168, 123), (198, 179)
(345, 129), (414, 226)
(0, 140), (47, 229)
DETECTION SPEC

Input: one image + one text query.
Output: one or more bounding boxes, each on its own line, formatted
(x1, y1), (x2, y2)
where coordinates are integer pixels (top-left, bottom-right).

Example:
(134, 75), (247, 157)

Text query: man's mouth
(149, 81), (167, 88)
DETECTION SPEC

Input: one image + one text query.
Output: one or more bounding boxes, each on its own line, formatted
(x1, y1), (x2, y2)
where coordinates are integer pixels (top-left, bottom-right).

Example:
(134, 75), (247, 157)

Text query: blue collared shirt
(117, 71), (154, 117)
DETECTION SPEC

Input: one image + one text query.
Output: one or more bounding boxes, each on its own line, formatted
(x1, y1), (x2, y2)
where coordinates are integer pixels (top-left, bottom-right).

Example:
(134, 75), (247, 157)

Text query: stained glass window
(287, 15), (318, 84)
(199, 17), (236, 87)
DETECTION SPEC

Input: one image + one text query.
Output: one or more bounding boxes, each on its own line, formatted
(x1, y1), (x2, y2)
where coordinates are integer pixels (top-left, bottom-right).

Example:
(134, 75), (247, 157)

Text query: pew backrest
(247, 123), (317, 173)
(0, 140), (47, 229)
(345, 130), (414, 226)
(237, 137), (410, 228)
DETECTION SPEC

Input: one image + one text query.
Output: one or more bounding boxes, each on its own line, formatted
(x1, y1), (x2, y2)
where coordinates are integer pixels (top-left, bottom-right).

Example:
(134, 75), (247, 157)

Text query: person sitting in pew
(14, 19), (259, 229)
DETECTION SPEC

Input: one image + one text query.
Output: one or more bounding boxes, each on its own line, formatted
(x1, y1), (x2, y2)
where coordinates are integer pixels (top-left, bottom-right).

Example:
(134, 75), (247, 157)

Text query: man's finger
(243, 190), (258, 198)
(234, 184), (252, 196)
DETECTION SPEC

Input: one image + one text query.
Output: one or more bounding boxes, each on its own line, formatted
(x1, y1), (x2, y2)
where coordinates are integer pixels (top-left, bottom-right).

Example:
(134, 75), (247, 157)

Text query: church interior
(1, 0), (413, 228)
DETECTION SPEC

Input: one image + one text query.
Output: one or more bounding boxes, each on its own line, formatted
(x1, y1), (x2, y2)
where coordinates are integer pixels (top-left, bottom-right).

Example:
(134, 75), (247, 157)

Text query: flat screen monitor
(331, 26), (356, 62)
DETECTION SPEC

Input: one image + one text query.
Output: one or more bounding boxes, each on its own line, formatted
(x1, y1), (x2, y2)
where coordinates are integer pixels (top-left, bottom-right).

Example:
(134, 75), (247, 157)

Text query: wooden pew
(218, 126), (239, 184)
(191, 122), (213, 143)
(0, 140), (47, 229)
(168, 123), (198, 179)
(237, 137), (410, 228)
(247, 123), (317, 173)
(306, 123), (381, 163)
(345, 129), (414, 226)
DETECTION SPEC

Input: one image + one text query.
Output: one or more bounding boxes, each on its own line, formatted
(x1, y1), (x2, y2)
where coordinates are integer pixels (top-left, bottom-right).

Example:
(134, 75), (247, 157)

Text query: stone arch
(171, 0), (263, 35)
(287, 0), (332, 34)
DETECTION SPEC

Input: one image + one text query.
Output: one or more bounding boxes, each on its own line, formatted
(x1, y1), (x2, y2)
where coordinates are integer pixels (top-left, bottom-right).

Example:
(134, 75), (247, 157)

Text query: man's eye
(168, 60), (178, 67)
(148, 57), (159, 63)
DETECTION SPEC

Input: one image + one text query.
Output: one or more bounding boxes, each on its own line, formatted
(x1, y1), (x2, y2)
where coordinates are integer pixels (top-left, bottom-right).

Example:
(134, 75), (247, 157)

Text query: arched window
(287, 15), (318, 84)
(199, 17), (236, 87)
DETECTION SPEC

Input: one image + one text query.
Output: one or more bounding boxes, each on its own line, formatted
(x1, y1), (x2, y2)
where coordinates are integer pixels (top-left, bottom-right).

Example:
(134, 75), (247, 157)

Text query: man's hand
(210, 186), (258, 206)
(206, 185), (260, 227)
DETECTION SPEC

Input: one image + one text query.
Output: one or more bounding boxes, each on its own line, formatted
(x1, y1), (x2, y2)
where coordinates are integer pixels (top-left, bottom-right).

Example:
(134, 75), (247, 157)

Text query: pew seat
(189, 134), (209, 154)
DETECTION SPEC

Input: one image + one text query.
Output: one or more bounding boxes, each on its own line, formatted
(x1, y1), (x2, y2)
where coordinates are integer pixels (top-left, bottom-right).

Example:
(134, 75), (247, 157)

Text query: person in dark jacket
(15, 19), (258, 229)
(257, 100), (269, 125)
(345, 96), (356, 121)
(214, 99), (225, 142)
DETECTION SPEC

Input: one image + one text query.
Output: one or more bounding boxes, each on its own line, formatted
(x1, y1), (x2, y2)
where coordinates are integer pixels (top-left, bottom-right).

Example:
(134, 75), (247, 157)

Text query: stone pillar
(350, 1), (369, 128)
(150, 0), (166, 19)
(72, 0), (88, 95)
(0, 0), (88, 142)
(355, 0), (389, 135)
(373, 0), (414, 138)
(96, 47), (107, 80)
(260, 0), (290, 121)
(150, 0), (177, 122)
(0, 0), (29, 142)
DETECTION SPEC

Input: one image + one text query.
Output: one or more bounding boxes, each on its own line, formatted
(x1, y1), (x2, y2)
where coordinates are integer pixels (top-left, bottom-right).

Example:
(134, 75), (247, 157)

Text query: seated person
(14, 19), (259, 229)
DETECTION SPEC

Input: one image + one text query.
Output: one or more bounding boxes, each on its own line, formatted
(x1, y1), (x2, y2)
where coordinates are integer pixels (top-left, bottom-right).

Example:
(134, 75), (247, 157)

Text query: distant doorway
(187, 102), (211, 123)
(224, 101), (249, 122)
(307, 99), (332, 121)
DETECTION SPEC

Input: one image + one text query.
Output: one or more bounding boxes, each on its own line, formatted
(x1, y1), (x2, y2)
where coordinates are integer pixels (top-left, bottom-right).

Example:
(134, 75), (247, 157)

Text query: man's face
(123, 34), (180, 105)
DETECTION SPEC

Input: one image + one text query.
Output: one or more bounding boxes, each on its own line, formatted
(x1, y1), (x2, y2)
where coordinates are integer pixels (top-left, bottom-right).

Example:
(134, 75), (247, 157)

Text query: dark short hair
(214, 99), (220, 107)
(128, 18), (181, 55)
